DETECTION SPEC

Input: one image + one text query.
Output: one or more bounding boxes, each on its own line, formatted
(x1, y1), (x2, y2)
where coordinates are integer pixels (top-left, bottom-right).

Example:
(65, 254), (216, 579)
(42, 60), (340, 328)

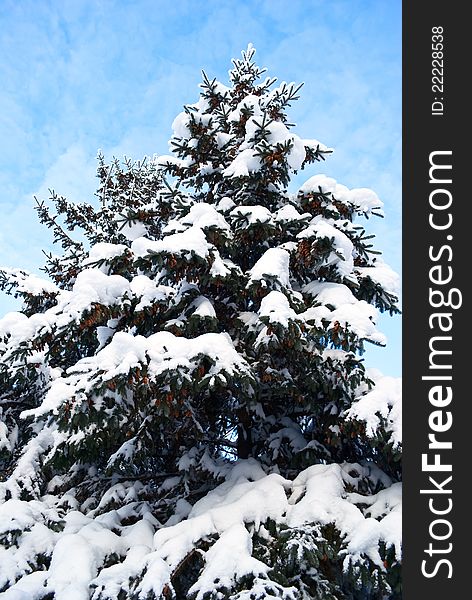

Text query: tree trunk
(236, 407), (252, 459)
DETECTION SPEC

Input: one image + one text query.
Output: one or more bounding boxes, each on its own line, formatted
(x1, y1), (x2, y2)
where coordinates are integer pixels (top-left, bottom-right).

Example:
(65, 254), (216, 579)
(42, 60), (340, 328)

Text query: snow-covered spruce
(0, 45), (401, 599)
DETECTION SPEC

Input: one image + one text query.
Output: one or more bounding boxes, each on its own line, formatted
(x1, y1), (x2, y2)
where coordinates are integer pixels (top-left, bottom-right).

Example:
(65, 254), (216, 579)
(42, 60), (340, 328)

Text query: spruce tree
(0, 45), (401, 600)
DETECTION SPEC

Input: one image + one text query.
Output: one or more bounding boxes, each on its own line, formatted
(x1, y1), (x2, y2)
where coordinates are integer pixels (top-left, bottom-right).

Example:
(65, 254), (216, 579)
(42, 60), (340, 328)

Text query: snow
(230, 204), (272, 225)
(90, 545), (151, 599)
(187, 524), (269, 600)
(131, 226), (212, 260)
(255, 291), (299, 347)
(0, 417), (13, 452)
(302, 281), (357, 307)
(0, 426), (65, 502)
(258, 291), (297, 327)
(248, 248), (291, 288)
(0, 505), (60, 590)
(329, 302), (384, 344)
(356, 259), (401, 296)
(0, 500), (52, 536)
(0, 459), (401, 599)
(138, 459), (401, 598)
(129, 276), (174, 311)
(287, 463), (402, 567)
(209, 254), (238, 279)
(212, 80), (231, 96)
(330, 302), (382, 343)
(118, 220), (148, 242)
(265, 121), (307, 171)
(224, 81), (331, 177)
(4, 270), (133, 346)
(199, 163), (216, 176)
(3, 508), (155, 600)
(216, 196), (236, 212)
(48, 533), (103, 600)
(67, 270), (131, 316)
(189, 295), (216, 319)
(0, 271), (172, 355)
(321, 348), (352, 364)
(347, 482), (402, 561)
(215, 131), (232, 148)
(91, 483), (148, 516)
(140, 462), (289, 597)
(0, 269), (58, 296)
(84, 243), (128, 267)
(285, 139), (307, 172)
(171, 111), (191, 138)
(297, 217), (354, 278)
(1, 571), (50, 600)
(274, 204), (308, 222)
(177, 203), (231, 232)
(299, 288), (386, 344)
(80, 328), (150, 379)
(237, 311), (259, 330)
(223, 148), (262, 177)
(299, 174), (384, 216)
(0, 312), (31, 345)
(0, 270), (131, 344)
(21, 331), (252, 419)
(227, 94), (261, 123)
(346, 373), (402, 447)
(268, 419), (307, 458)
(304, 138), (332, 153)
(145, 331), (251, 382)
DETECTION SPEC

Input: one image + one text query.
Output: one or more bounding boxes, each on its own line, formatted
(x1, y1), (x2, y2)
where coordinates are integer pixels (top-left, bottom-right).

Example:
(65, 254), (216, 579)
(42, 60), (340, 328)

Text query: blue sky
(0, 0), (401, 375)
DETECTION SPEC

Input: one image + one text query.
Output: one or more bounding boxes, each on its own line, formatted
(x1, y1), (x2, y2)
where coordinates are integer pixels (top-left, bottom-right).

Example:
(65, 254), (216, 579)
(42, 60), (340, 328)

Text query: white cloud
(34, 143), (97, 205)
